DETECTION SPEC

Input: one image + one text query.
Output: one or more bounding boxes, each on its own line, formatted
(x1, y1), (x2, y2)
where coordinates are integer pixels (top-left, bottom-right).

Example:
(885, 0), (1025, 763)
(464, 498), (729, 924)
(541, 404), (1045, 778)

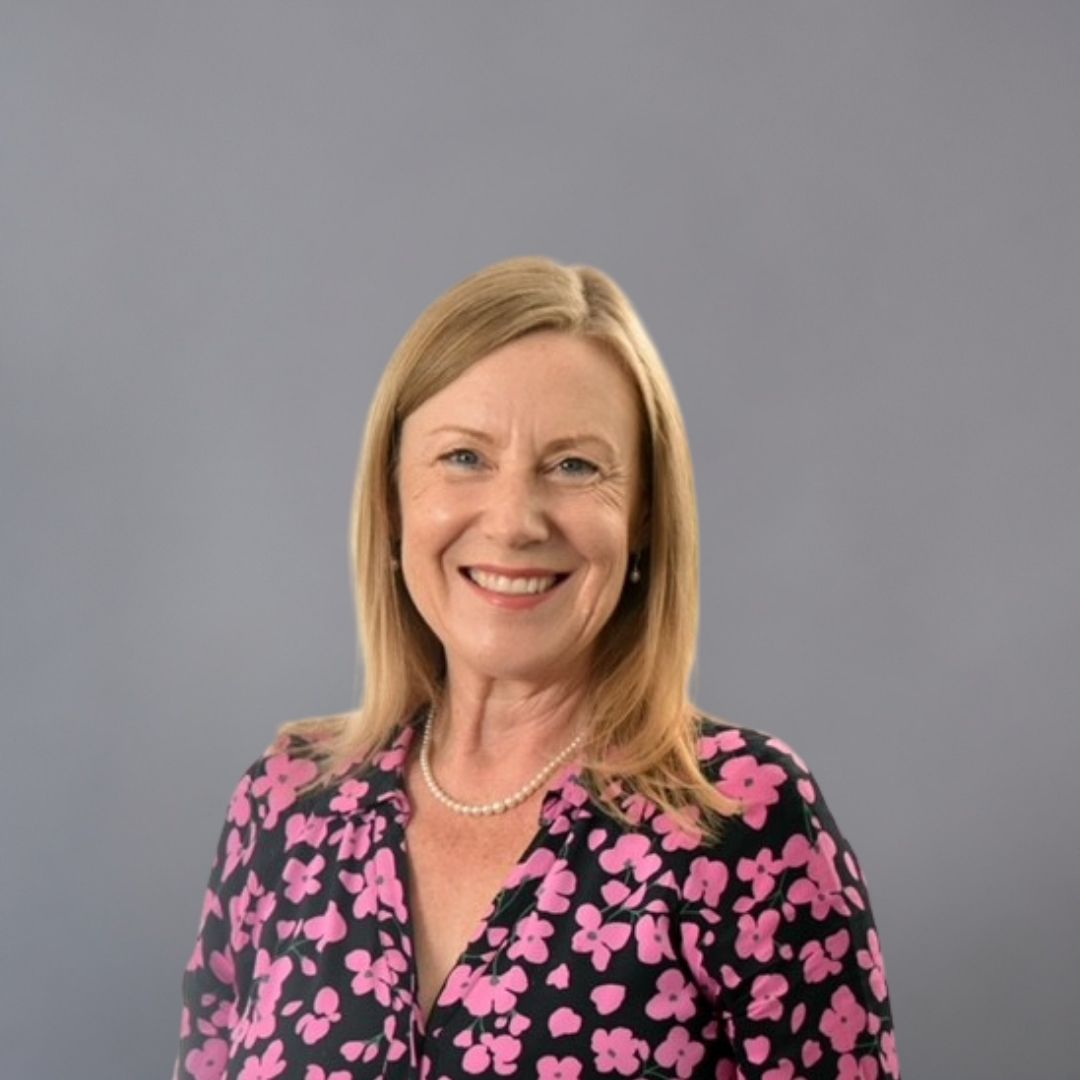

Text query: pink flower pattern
(820, 985), (869, 1054)
(175, 718), (899, 1078)
(717, 754), (788, 830)
(507, 912), (555, 964)
(570, 904), (632, 972)
(591, 1026), (649, 1075)
(536, 1055), (582, 1080)
(857, 929), (889, 1002)
(294, 987), (341, 1045)
(655, 1025), (707, 1078)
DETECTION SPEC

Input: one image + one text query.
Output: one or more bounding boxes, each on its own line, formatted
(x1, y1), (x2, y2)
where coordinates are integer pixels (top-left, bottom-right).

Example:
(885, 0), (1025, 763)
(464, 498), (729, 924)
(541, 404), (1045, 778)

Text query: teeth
(468, 569), (559, 595)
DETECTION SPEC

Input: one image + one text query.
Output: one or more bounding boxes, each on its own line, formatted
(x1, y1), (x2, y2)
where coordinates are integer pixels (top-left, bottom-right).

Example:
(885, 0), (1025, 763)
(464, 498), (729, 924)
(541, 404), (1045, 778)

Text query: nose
(482, 468), (551, 547)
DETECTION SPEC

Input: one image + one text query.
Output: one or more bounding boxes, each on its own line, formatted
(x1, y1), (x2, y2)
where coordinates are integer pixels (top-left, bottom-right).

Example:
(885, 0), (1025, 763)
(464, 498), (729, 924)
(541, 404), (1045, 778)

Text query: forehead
(402, 332), (643, 447)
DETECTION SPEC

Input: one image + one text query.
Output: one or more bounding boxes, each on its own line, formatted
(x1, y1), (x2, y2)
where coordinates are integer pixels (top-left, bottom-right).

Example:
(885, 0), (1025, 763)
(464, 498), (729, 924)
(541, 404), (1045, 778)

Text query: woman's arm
(172, 767), (259, 1080)
(698, 733), (900, 1079)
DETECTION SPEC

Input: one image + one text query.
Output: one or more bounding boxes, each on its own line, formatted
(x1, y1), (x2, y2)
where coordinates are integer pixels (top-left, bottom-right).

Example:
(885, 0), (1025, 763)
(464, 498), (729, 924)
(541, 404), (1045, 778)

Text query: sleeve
(703, 737), (900, 1079)
(172, 765), (261, 1080)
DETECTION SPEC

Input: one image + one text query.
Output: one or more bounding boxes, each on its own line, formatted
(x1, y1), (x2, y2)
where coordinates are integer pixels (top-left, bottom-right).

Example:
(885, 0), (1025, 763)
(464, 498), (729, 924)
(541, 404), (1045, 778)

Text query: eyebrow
(424, 425), (496, 445)
(424, 425), (619, 457)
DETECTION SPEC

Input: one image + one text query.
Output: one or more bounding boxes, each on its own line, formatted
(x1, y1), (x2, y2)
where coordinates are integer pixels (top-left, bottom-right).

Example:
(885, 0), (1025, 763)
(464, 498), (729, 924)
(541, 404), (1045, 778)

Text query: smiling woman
(174, 256), (900, 1079)
(396, 333), (644, 690)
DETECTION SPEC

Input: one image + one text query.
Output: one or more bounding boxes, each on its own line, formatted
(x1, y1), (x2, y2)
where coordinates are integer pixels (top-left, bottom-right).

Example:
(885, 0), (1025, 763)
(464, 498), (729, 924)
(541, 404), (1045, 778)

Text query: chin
(450, 645), (573, 686)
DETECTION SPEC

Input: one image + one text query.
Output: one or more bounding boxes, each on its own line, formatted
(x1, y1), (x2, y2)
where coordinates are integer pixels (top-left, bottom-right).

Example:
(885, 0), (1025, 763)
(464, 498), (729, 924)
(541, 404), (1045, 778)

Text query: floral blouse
(174, 717), (899, 1079)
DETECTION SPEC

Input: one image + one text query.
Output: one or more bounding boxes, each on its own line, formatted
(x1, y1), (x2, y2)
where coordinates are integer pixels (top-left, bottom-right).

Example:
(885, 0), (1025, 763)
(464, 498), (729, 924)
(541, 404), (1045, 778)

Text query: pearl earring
(629, 552), (642, 584)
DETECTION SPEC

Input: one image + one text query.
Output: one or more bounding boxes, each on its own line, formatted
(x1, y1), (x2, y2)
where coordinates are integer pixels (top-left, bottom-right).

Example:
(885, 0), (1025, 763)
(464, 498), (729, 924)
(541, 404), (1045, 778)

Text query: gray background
(2, 4), (1078, 1078)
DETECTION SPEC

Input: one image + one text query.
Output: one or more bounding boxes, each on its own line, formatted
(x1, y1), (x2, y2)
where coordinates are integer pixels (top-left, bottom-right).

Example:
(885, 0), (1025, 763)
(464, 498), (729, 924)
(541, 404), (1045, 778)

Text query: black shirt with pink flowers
(174, 716), (900, 1079)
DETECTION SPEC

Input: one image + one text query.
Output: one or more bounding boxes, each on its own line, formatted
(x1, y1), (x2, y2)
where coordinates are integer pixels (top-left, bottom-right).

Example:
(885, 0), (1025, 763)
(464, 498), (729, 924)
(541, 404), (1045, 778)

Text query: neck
(423, 667), (588, 797)
(419, 706), (583, 817)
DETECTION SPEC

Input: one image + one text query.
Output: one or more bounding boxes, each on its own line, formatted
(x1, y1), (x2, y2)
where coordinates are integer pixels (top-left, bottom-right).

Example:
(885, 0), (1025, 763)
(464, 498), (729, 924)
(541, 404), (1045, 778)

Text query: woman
(175, 256), (900, 1079)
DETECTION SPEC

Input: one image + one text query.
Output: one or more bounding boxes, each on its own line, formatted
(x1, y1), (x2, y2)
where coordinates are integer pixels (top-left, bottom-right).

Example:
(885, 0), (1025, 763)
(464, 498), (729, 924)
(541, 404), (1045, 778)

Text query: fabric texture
(174, 717), (899, 1079)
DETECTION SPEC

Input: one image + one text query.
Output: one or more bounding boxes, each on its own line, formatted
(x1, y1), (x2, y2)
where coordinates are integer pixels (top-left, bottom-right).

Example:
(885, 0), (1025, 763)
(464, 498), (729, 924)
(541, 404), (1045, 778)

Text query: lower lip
(461, 571), (568, 610)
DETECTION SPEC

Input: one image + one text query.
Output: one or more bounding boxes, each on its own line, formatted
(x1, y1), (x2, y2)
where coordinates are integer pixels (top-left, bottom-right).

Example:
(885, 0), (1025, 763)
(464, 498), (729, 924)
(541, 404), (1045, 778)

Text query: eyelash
(442, 449), (482, 468)
(439, 449), (600, 479)
(554, 457), (600, 478)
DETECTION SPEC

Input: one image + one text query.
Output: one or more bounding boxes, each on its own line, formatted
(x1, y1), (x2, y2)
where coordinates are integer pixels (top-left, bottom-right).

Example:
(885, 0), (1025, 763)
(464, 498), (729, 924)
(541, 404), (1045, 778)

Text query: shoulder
(694, 716), (842, 844)
(203, 727), (366, 897)
(605, 718), (832, 856)
(226, 731), (325, 828)
(688, 718), (874, 928)
(207, 731), (333, 885)
(223, 720), (411, 842)
(697, 715), (812, 775)
(697, 717), (815, 792)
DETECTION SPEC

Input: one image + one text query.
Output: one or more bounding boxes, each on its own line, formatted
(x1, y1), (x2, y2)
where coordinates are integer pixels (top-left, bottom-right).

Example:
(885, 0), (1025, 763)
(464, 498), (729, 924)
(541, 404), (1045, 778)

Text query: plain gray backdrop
(3, 4), (1078, 1078)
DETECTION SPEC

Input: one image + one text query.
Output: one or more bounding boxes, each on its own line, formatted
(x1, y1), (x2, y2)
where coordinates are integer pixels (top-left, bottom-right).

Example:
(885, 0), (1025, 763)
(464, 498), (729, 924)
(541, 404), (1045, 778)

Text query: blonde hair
(281, 256), (740, 833)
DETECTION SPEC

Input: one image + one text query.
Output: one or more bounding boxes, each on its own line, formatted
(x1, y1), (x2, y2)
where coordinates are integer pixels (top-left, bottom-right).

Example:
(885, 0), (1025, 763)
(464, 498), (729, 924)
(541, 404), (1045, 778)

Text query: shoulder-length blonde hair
(282, 255), (739, 832)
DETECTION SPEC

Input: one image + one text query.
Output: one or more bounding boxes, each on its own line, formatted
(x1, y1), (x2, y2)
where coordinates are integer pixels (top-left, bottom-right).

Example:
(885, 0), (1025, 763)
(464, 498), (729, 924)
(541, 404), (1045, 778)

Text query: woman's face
(396, 331), (645, 690)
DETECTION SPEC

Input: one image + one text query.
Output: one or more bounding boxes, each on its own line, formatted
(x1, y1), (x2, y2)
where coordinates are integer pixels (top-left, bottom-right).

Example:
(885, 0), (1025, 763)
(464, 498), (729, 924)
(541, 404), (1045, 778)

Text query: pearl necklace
(419, 707), (584, 817)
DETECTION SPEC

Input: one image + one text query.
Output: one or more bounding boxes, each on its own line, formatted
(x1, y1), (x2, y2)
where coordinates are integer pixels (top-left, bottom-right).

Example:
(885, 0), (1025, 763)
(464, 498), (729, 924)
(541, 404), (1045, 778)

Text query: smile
(464, 567), (568, 595)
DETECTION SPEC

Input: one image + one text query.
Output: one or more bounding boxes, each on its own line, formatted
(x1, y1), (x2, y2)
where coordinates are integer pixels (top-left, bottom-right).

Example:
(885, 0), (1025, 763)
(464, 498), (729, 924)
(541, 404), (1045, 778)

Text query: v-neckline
(370, 718), (591, 1039)
(399, 793), (553, 1034)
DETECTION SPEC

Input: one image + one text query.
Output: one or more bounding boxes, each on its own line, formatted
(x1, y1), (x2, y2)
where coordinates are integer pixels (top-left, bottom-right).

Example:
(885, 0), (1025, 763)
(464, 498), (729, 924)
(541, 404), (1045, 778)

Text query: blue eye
(556, 457), (599, 477)
(442, 448), (482, 468)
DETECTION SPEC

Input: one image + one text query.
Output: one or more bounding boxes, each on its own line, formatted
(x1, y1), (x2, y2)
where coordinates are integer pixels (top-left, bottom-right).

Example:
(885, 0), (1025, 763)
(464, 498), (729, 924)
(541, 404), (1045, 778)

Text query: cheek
(400, 477), (462, 541)
(405, 502), (455, 542)
(565, 505), (632, 564)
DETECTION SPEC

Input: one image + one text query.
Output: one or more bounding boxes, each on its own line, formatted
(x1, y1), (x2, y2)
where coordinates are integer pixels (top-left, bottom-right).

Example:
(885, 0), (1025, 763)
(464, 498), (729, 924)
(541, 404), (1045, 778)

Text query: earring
(629, 551), (642, 584)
